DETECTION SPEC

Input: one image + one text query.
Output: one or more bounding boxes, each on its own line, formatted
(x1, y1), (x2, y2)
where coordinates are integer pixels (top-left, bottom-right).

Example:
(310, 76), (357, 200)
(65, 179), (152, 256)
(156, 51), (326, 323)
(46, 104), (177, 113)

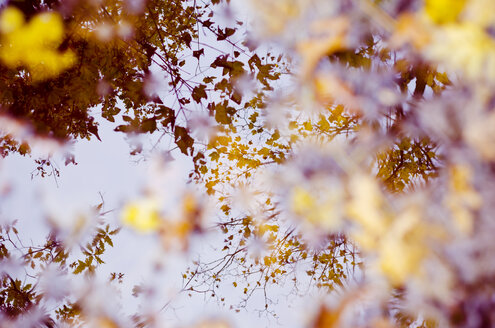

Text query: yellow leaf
(318, 115), (330, 131)
(303, 121), (313, 131)
(0, 6), (76, 81)
(121, 198), (161, 233)
(424, 0), (467, 24)
(290, 186), (314, 214)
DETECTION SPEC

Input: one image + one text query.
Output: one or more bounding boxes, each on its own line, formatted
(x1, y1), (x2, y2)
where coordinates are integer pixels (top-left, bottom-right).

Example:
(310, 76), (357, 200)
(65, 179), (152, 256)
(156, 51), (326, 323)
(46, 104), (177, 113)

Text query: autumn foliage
(1, 0), (495, 327)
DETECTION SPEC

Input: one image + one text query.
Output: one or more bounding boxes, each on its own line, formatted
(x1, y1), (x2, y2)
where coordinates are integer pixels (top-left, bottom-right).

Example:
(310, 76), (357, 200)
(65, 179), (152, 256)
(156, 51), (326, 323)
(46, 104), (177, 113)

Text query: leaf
(140, 118), (157, 133)
(201, 19), (213, 28)
(424, 0), (467, 24)
(104, 235), (113, 247)
(192, 84), (208, 103)
(121, 198), (161, 233)
(73, 260), (86, 274)
(157, 105), (176, 128)
(182, 32), (192, 47)
(217, 27), (236, 41)
(318, 115), (330, 131)
(214, 102), (233, 124)
(193, 48), (205, 59)
(174, 126), (195, 155)
(209, 151), (220, 161)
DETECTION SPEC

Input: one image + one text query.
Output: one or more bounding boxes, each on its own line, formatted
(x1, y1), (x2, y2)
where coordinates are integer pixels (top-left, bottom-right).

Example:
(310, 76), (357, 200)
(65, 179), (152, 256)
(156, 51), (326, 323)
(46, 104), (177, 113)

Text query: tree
(0, 204), (119, 326)
(0, 0), (284, 325)
(2, 0), (495, 327)
(0, 0), (281, 173)
(183, 0), (495, 326)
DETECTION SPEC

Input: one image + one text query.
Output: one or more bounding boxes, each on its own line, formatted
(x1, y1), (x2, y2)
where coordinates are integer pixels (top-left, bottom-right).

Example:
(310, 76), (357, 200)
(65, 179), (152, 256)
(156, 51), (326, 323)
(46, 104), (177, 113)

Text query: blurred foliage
(2, 0), (495, 327)
(0, 204), (119, 326)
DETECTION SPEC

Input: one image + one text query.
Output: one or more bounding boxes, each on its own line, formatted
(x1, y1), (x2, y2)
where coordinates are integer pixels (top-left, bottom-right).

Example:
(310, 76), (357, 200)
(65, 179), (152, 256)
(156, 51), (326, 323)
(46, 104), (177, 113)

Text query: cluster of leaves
(177, 0), (495, 327)
(0, 0), (282, 169)
(0, 0), (286, 324)
(183, 15), (446, 318)
(0, 206), (119, 326)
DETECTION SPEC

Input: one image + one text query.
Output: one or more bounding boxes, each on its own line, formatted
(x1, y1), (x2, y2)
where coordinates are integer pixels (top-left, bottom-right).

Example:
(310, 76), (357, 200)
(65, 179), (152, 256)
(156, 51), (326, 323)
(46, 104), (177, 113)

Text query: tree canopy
(2, 0), (495, 327)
